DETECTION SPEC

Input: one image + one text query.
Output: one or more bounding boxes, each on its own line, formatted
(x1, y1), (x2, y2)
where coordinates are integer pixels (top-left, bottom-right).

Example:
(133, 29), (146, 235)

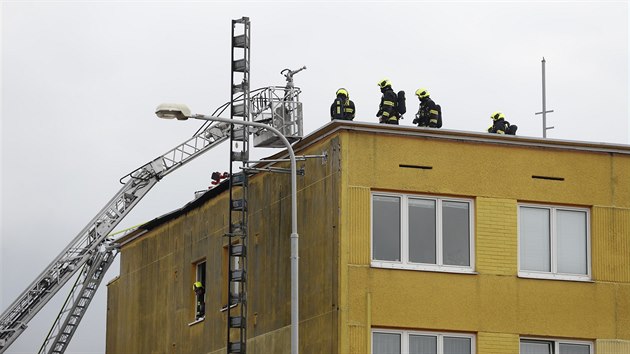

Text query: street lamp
(155, 103), (300, 354)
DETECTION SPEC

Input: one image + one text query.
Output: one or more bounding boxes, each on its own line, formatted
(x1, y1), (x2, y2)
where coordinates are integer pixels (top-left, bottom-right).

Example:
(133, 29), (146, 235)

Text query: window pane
(520, 340), (552, 354)
(557, 210), (588, 275)
(409, 199), (436, 264)
(409, 334), (437, 354)
(373, 196), (401, 261)
(373, 332), (401, 354)
(520, 207), (551, 272)
(442, 201), (470, 266)
(444, 336), (471, 354)
(559, 343), (590, 354)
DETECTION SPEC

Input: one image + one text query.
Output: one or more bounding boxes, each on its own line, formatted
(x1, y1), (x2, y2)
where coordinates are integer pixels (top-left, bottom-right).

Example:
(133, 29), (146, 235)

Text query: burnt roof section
(116, 181), (229, 246)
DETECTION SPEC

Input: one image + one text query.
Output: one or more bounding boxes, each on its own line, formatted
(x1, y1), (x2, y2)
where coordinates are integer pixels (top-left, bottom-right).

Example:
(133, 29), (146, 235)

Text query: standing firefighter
(376, 79), (400, 124)
(412, 88), (442, 128)
(193, 281), (205, 319)
(330, 88), (356, 121)
(488, 111), (518, 135)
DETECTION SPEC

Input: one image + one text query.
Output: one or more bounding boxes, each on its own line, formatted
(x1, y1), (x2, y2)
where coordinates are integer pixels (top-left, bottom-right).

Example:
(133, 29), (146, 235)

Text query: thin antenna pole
(542, 57), (547, 137)
(535, 57), (555, 138)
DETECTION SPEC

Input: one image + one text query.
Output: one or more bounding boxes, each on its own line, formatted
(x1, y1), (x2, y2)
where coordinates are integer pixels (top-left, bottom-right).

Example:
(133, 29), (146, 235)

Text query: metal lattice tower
(227, 16), (250, 354)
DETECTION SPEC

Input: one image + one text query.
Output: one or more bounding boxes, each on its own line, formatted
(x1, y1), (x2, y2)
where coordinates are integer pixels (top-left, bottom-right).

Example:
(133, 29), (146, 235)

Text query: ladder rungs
(228, 341), (245, 353)
(231, 150), (249, 162)
(233, 34), (249, 48)
(232, 59), (248, 72)
(231, 199), (247, 212)
(230, 270), (245, 282)
(231, 173), (247, 186)
(231, 126), (249, 140)
(230, 244), (246, 257)
(232, 82), (248, 94)
(230, 221), (246, 232)
(229, 316), (246, 328)
(229, 294), (242, 305)
(232, 103), (247, 117)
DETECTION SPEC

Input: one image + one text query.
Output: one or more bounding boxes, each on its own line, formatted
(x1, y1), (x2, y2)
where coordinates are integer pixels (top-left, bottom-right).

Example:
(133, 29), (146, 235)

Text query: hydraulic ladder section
(39, 248), (117, 354)
(227, 17), (250, 354)
(0, 121), (232, 354)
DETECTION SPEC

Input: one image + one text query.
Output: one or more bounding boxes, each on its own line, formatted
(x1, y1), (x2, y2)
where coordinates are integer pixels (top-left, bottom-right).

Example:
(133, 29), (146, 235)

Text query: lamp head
(155, 103), (191, 120)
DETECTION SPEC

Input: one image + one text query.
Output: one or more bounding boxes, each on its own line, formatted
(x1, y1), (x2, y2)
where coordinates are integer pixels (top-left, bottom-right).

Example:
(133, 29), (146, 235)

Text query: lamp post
(155, 103), (300, 354)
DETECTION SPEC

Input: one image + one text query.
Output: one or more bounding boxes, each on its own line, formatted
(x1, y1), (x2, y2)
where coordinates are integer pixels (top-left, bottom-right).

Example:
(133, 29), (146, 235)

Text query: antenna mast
(535, 57), (555, 138)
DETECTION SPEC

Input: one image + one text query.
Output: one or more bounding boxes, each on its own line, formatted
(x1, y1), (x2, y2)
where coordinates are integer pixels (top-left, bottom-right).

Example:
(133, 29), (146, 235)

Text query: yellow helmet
(491, 111), (505, 120)
(193, 281), (204, 290)
(415, 88), (430, 98)
(336, 88), (348, 97)
(377, 78), (391, 88)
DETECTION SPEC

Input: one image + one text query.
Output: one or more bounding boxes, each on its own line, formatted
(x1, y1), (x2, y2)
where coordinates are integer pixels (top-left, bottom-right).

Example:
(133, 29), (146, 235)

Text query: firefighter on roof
(488, 111), (518, 135)
(330, 88), (356, 121)
(376, 79), (400, 125)
(412, 88), (442, 128)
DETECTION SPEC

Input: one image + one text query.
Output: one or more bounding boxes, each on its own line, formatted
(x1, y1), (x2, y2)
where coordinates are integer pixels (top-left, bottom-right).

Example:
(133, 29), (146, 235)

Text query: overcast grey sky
(1, 1), (628, 353)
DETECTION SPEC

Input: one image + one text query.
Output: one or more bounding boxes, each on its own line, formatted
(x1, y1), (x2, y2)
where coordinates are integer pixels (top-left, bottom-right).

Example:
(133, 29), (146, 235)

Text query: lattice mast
(226, 16), (251, 354)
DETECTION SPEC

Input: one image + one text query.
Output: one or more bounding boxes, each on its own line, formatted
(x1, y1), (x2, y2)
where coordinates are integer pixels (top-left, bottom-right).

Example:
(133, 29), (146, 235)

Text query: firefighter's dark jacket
(377, 86), (398, 122)
(415, 97), (440, 127)
(330, 94), (356, 121)
(488, 118), (514, 135)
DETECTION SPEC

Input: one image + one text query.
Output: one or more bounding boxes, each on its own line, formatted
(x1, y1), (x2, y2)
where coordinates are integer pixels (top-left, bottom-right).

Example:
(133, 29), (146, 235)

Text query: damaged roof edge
(115, 181), (229, 246)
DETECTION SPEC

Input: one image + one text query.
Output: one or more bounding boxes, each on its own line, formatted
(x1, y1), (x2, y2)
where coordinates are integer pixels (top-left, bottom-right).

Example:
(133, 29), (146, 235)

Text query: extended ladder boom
(0, 121), (231, 353)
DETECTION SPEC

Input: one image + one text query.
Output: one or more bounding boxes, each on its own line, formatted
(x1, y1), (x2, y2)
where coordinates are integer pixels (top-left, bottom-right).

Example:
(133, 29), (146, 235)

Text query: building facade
(106, 121), (630, 353)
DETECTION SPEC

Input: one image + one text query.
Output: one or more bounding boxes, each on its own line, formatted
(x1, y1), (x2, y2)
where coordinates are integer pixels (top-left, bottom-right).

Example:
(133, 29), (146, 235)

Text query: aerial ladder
(0, 16), (306, 354)
(0, 110), (234, 354)
(0, 72), (307, 354)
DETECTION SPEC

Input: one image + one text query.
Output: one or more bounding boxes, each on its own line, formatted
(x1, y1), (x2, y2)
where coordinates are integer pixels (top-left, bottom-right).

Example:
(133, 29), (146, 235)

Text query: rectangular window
(193, 260), (206, 320)
(519, 204), (590, 281)
(372, 193), (474, 273)
(373, 329), (475, 354)
(373, 195), (401, 262)
(520, 338), (592, 354)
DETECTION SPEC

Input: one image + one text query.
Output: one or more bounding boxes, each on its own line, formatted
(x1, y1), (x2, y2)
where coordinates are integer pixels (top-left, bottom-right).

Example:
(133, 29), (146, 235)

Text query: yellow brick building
(106, 121), (630, 354)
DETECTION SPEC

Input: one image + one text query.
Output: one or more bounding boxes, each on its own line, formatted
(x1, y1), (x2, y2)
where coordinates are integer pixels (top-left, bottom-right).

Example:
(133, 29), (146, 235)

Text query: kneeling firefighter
(488, 111), (517, 135)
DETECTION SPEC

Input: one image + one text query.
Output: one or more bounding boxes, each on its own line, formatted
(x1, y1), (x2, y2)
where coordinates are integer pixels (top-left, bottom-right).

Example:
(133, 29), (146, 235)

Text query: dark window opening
(193, 261), (206, 320)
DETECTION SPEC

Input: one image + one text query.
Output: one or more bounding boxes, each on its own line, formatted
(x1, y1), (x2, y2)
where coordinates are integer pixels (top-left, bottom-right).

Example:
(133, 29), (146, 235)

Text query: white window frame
(518, 203), (591, 282)
(372, 328), (476, 354)
(371, 192), (475, 274)
(520, 337), (593, 354)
